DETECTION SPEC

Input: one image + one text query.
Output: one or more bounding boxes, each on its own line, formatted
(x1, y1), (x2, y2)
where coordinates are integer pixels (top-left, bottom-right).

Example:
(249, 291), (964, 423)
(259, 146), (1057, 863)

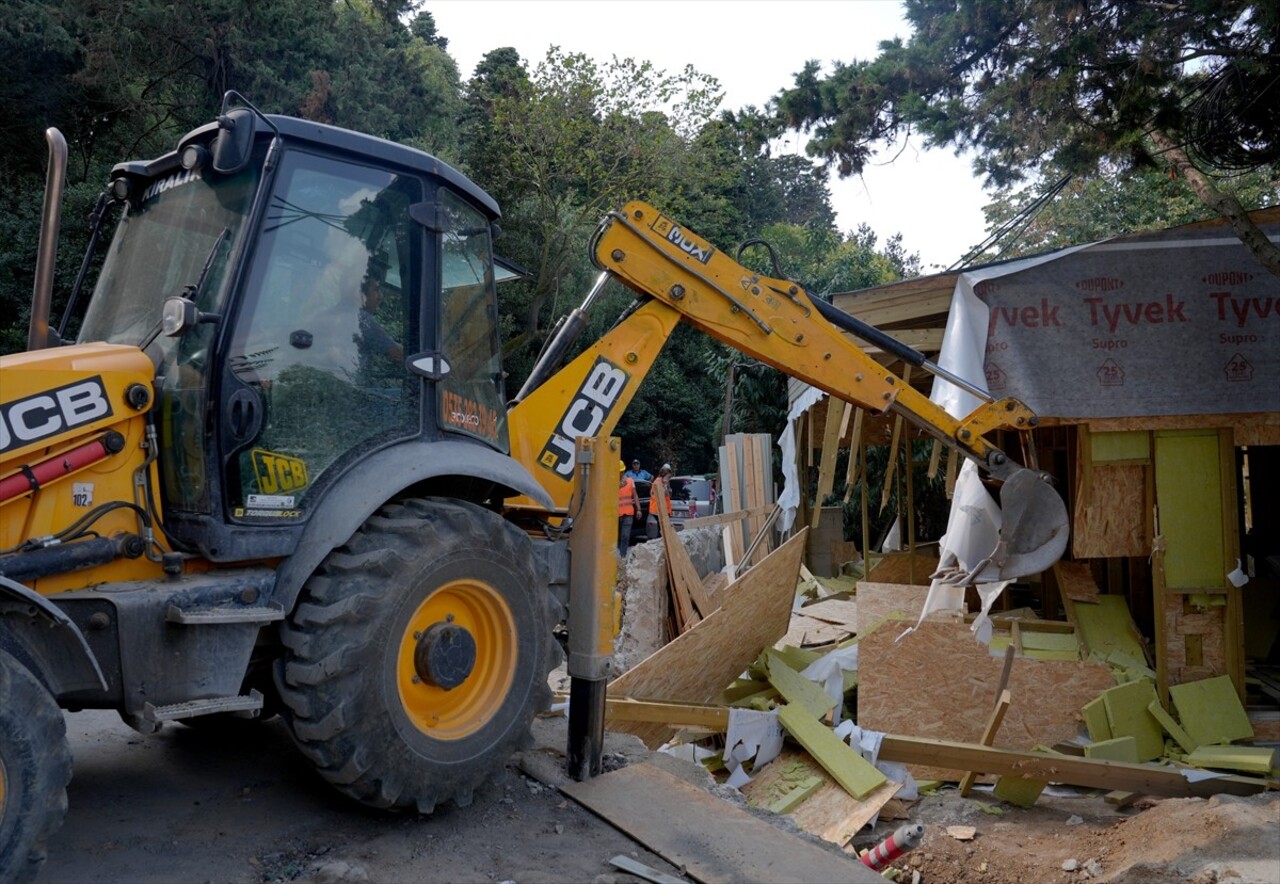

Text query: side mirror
(162, 297), (220, 337)
(211, 107), (256, 174)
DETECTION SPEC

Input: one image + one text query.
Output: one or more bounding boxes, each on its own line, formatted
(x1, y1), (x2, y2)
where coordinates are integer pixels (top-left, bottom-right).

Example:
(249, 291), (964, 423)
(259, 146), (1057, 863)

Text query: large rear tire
(274, 498), (555, 812)
(0, 649), (72, 883)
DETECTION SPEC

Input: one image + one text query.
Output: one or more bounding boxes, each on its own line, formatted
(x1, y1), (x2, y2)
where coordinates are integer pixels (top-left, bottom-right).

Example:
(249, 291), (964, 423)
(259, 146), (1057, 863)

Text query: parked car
(669, 475), (718, 526)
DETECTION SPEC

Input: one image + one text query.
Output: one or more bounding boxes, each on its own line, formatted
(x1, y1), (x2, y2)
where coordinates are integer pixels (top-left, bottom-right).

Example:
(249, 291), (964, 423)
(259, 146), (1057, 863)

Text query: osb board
(776, 614), (852, 649)
(1162, 594), (1228, 685)
(562, 762), (885, 884)
(865, 552), (939, 586)
(798, 597), (859, 629)
(608, 530), (807, 748)
(740, 750), (901, 846)
(1054, 561), (1100, 604)
(1073, 462), (1148, 558)
(855, 582), (931, 635)
(857, 618), (1114, 781)
(1080, 413), (1280, 447)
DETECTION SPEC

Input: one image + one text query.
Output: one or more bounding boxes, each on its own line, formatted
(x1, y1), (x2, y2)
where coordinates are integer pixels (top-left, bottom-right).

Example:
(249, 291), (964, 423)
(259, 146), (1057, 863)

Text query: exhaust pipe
(29, 128), (68, 351)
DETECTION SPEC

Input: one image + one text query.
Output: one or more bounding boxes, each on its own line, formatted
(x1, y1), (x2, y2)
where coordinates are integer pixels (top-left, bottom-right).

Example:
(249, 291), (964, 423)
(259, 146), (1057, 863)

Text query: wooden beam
(678, 505), (773, 531)
(958, 677), (1014, 796)
(876, 735), (1273, 797)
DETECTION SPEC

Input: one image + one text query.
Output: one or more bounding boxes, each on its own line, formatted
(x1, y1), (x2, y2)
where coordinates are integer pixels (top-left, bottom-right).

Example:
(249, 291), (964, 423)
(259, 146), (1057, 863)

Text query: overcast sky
(428, 0), (990, 271)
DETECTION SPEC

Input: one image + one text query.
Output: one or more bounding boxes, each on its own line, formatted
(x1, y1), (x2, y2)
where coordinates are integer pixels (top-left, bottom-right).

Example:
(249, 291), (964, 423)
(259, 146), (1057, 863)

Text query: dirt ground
(40, 705), (1278, 884)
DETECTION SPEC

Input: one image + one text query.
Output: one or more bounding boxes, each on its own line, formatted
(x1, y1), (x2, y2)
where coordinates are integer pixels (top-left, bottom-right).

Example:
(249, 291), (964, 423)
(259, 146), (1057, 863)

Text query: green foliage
(775, 0), (1280, 267)
(977, 164), (1279, 261)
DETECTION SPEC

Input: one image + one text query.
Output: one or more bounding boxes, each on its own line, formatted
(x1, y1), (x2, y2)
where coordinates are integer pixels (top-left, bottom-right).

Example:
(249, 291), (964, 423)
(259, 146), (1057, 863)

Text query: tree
(0, 0), (465, 355)
(457, 47), (722, 365)
(776, 0), (1280, 275)
(977, 163), (1279, 262)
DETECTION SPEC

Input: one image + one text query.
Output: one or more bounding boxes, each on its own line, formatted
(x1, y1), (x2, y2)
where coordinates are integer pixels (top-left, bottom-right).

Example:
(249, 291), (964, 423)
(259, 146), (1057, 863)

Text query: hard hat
(661, 463), (671, 471)
(619, 461), (626, 472)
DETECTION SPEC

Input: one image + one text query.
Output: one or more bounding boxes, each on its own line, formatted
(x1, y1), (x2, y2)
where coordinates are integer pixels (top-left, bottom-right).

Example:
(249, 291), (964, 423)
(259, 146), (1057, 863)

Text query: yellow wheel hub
(397, 579), (517, 740)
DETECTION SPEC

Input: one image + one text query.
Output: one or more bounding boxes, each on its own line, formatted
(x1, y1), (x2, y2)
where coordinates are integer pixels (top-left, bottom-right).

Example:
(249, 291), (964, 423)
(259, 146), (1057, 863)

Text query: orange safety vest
(619, 477), (637, 516)
(655, 477), (673, 515)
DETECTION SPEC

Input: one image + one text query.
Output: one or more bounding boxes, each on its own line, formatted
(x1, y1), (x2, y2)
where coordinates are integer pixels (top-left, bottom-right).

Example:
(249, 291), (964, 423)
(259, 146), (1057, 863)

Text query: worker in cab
(618, 460), (642, 557)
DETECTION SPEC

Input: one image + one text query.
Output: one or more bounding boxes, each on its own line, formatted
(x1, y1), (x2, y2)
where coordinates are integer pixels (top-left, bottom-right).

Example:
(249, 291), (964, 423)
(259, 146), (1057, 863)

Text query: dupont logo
(1203, 271), (1254, 286)
(1075, 277), (1124, 292)
(973, 281), (1000, 297)
(1, 377), (113, 453)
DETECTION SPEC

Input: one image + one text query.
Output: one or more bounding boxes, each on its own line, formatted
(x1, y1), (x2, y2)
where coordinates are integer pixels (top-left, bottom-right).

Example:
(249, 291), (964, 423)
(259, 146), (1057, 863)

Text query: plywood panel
(562, 762), (885, 884)
(857, 618), (1114, 781)
(1072, 462), (1148, 558)
(855, 582), (931, 635)
(608, 530), (807, 747)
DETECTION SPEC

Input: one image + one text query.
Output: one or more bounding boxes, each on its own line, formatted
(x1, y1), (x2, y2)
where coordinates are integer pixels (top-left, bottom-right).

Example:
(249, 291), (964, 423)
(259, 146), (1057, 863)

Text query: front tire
(0, 649), (72, 884)
(274, 498), (555, 812)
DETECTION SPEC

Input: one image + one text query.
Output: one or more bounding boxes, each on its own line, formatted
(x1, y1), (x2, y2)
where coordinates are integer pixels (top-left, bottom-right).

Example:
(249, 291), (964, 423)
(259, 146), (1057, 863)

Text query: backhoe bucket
(992, 467), (1069, 581)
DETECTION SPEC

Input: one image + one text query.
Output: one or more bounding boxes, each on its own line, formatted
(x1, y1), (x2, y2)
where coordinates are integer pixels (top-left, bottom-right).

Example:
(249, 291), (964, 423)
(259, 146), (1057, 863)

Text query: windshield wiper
(139, 227), (230, 350)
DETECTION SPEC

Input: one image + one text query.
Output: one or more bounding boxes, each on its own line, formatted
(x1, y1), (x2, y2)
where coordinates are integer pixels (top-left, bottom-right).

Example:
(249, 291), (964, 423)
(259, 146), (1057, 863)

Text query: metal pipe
(512, 271), (611, 404)
(30, 128), (68, 351)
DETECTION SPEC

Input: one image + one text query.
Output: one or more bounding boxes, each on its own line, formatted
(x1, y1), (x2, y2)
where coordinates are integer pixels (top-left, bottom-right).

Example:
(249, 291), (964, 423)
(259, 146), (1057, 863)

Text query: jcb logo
(251, 449), (310, 494)
(0, 377), (113, 454)
(538, 357), (629, 478)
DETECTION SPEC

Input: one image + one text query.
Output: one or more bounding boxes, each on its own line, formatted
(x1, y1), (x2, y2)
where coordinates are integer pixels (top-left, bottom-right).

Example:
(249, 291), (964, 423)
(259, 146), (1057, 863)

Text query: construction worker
(618, 460), (642, 557)
(625, 459), (652, 482)
(654, 463), (674, 517)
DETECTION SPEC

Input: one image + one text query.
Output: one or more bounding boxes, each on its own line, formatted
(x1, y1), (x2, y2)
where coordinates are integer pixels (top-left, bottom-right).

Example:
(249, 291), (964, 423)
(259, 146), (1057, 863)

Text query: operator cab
(74, 104), (511, 559)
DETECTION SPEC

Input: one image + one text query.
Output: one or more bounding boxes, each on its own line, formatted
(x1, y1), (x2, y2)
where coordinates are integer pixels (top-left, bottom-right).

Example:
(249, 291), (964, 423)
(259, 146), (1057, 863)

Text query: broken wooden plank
(551, 694), (732, 730)
(608, 530), (808, 747)
(811, 397), (846, 530)
(777, 704), (887, 799)
(958, 689), (1012, 797)
(654, 480), (713, 627)
(742, 750), (901, 846)
(678, 505), (773, 531)
(797, 597), (859, 629)
(562, 762), (885, 884)
(875, 735), (1273, 798)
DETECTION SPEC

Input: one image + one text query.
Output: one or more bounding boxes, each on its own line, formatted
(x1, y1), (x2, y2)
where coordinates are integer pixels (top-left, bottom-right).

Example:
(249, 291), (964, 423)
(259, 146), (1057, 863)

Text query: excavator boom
(508, 201), (1068, 582)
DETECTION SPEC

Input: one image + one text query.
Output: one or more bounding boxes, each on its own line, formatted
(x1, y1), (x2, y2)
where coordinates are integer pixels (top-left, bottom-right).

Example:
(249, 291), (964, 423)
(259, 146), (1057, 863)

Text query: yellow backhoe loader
(0, 97), (1066, 880)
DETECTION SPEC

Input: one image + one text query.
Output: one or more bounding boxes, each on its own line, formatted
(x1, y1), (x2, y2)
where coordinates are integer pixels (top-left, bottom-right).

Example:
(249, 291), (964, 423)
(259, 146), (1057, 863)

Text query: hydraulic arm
(509, 201), (1068, 583)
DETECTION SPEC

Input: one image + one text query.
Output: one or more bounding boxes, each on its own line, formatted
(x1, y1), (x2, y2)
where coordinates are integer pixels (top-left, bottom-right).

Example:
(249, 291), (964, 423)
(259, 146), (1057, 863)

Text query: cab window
(436, 191), (507, 450)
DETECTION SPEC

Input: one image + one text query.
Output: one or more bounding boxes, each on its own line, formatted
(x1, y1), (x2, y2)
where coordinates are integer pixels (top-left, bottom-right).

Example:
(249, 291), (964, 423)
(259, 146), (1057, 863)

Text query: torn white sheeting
(919, 249), (1088, 619)
(723, 708), (784, 784)
(833, 720), (919, 829)
(658, 742), (719, 765)
(801, 644), (859, 724)
(777, 384), (827, 534)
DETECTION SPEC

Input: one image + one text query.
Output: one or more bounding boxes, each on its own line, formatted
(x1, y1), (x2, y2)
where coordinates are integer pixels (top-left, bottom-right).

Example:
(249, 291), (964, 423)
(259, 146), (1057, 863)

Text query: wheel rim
(397, 579), (517, 740)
